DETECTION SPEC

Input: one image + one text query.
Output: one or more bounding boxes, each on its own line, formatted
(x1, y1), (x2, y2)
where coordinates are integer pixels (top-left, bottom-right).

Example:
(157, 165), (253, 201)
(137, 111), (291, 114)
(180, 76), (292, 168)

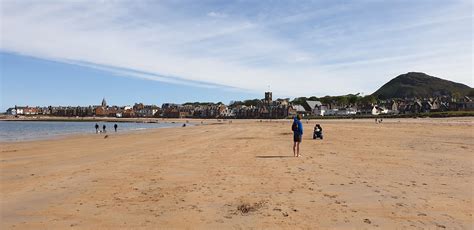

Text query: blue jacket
(293, 117), (303, 135)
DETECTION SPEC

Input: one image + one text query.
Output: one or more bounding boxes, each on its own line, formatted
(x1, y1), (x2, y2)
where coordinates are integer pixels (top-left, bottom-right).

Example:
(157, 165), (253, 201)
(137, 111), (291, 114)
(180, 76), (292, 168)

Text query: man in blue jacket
(292, 114), (303, 157)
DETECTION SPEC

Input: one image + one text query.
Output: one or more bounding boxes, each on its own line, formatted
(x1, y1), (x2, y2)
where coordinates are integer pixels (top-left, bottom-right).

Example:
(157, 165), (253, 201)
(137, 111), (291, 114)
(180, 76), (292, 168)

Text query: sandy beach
(1, 118), (472, 229)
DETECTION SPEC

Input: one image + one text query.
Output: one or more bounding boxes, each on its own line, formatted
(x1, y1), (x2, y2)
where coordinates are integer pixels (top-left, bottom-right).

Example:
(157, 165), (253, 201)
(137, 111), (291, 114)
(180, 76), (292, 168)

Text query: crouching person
(313, 124), (323, 140)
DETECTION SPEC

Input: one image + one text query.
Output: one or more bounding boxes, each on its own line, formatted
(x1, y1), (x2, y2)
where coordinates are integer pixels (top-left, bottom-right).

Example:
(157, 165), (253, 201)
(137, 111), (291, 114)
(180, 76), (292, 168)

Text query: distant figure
(313, 124), (323, 140)
(114, 123), (118, 132)
(95, 123), (99, 133)
(292, 114), (303, 157)
(102, 124), (106, 133)
(182, 123), (186, 127)
(375, 118), (378, 123)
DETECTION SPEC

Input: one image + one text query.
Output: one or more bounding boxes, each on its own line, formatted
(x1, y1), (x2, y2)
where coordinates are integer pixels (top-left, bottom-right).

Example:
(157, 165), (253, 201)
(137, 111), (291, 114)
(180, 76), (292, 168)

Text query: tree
(243, 99), (260, 106)
(468, 89), (474, 97)
(337, 96), (349, 107)
(362, 95), (377, 105)
(347, 94), (359, 106)
(320, 96), (332, 105)
(452, 91), (461, 101)
(291, 97), (308, 105)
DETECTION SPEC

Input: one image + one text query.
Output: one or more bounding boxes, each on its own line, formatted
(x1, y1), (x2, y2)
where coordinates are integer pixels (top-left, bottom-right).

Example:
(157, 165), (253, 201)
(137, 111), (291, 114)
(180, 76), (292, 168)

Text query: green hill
(372, 72), (473, 99)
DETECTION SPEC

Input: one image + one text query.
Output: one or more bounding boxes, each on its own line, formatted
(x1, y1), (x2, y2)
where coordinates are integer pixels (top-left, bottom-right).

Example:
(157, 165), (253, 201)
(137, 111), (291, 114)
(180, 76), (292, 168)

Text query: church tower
(265, 92), (272, 103)
(101, 98), (107, 107)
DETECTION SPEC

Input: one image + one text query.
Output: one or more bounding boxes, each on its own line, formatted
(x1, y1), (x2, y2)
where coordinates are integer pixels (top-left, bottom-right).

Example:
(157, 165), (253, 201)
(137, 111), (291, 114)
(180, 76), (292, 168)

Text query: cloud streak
(1, 0), (472, 98)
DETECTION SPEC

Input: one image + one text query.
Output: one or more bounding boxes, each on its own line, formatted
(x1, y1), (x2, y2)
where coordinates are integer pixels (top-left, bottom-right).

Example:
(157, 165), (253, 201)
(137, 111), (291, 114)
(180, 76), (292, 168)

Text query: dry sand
(1, 118), (473, 229)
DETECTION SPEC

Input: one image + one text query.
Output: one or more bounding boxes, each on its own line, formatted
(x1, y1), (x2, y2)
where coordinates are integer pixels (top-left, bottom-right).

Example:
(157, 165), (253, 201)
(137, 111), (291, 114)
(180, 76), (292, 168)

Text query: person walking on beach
(292, 114), (303, 157)
(102, 124), (107, 133)
(114, 123), (118, 132)
(95, 123), (99, 133)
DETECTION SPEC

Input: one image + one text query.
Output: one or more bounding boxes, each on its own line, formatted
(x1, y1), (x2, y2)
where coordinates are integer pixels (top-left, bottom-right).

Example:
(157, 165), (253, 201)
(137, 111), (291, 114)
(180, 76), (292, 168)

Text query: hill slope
(372, 72), (472, 99)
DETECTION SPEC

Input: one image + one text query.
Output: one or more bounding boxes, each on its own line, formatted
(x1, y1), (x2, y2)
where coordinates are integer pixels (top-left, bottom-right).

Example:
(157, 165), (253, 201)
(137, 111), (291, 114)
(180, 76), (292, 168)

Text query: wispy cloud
(207, 11), (227, 18)
(1, 0), (472, 98)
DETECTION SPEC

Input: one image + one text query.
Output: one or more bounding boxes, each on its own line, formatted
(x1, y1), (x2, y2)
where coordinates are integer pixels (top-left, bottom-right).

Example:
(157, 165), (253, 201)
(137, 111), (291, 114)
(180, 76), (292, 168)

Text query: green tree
(243, 99), (260, 106)
(468, 89), (474, 97)
(361, 95), (377, 105)
(347, 94), (359, 106)
(291, 97), (308, 105)
(452, 91), (461, 101)
(337, 96), (349, 107)
(320, 96), (332, 105)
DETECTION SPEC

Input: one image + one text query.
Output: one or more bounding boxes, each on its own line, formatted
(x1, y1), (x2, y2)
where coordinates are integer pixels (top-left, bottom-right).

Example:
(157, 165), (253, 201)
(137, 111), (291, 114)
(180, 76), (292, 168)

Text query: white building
(372, 106), (389, 115)
(14, 107), (25, 115)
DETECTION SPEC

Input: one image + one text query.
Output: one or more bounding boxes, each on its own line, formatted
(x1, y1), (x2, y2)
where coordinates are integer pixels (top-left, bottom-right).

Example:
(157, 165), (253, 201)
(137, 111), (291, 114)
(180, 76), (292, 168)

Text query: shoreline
(0, 120), (197, 143)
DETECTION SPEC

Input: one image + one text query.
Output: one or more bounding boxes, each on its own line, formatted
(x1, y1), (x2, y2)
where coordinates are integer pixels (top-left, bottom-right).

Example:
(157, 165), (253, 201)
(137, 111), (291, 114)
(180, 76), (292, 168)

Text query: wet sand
(1, 118), (473, 229)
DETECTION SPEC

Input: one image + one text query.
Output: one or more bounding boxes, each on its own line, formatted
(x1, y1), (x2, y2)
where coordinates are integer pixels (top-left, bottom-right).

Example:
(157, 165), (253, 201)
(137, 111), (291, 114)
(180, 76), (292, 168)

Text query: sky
(1, 0), (472, 111)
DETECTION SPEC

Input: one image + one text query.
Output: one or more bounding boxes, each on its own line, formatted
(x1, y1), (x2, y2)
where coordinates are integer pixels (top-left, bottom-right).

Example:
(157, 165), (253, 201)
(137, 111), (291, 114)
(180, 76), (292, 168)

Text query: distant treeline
(227, 94), (378, 107)
(290, 94), (377, 107)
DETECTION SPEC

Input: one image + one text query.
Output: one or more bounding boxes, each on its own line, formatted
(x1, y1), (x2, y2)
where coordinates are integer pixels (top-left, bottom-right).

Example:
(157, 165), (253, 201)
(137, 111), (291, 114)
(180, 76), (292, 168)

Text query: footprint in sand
(323, 193), (338, 199)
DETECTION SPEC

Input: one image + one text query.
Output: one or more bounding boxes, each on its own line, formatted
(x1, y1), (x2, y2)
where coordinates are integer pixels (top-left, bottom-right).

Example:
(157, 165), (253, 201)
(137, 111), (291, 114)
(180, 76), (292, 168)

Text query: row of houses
(5, 93), (298, 119)
(300, 96), (474, 117)
(5, 95), (473, 118)
(5, 99), (162, 118)
(227, 93), (297, 119)
(160, 93), (297, 119)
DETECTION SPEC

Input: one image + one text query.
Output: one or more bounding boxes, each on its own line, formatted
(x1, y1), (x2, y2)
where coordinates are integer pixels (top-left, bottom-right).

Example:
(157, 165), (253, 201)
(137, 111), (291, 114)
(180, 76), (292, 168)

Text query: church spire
(101, 98), (107, 107)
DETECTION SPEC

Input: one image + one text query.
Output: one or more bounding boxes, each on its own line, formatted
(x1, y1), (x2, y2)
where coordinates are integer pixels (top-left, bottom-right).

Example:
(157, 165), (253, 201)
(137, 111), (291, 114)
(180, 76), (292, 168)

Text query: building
(101, 98), (107, 107)
(264, 92), (272, 104)
(162, 103), (182, 118)
(293, 105), (307, 115)
(6, 108), (17, 115)
(134, 103), (161, 117)
(305, 100), (326, 116)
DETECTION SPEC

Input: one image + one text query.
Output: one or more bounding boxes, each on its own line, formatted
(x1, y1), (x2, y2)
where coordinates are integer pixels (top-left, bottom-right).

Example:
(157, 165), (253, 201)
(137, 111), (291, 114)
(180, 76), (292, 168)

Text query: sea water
(0, 121), (185, 142)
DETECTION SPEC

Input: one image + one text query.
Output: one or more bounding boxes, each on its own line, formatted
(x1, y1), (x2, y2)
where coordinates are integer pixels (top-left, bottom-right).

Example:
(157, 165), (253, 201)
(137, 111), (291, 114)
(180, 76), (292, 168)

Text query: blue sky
(1, 0), (472, 111)
(1, 52), (259, 110)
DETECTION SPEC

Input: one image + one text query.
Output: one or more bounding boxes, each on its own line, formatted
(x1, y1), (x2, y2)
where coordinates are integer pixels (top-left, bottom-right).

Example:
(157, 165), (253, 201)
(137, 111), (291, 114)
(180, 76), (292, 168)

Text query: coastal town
(5, 91), (474, 119)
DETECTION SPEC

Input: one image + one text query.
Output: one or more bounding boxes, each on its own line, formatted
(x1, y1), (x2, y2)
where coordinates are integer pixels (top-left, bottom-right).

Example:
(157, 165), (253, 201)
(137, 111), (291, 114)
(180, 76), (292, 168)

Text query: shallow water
(0, 121), (184, 142)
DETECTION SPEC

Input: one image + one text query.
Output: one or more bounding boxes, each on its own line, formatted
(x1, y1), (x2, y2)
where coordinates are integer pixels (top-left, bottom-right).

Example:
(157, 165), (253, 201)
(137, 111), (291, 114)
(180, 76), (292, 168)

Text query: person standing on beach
(292, 114), (303, 157)
(102, 124), (106, 133)
(95, 123), (99, 133)
(114, 123), (118, 132)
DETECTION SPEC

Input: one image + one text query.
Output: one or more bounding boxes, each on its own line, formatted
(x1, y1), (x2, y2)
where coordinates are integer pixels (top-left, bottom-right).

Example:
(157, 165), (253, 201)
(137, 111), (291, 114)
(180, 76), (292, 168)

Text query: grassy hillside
(372, 72), (472, 99)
